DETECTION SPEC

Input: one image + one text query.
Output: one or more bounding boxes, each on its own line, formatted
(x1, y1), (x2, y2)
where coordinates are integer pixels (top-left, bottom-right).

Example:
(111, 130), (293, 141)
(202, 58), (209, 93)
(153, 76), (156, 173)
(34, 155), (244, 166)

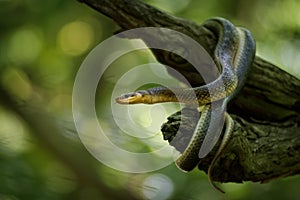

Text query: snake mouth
(115, 92), (144, 104)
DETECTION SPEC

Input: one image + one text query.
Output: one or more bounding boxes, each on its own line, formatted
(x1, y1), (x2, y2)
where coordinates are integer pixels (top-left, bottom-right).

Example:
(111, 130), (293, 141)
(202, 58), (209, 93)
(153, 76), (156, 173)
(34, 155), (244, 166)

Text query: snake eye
(115, 92), (137, 104)
(122, 93), (135, 99)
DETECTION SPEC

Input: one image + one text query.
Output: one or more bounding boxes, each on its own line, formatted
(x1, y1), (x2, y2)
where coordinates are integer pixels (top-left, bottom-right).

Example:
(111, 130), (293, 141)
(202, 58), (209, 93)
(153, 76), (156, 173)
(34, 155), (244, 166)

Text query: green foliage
(0, 0), (299, 199)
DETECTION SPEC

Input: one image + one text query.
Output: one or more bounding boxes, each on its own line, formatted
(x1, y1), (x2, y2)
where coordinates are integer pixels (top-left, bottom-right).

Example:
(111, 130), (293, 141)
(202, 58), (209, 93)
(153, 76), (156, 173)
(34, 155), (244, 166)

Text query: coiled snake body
(116, 18), (256, 192)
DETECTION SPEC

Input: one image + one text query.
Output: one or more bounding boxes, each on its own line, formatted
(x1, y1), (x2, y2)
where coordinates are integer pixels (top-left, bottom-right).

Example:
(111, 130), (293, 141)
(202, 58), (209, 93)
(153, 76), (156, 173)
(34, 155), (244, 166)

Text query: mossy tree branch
(79, 0), (300, 183)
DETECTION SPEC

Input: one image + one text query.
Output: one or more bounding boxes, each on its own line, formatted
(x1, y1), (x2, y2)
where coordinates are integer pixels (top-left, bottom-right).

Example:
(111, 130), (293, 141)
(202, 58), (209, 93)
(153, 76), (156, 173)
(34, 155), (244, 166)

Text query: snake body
(116, 18), (255, 192)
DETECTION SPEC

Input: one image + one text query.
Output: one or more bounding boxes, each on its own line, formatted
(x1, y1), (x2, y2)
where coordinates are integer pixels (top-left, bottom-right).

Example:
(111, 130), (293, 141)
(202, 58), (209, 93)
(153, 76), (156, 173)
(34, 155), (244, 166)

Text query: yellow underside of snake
(115, 17), (256, 192)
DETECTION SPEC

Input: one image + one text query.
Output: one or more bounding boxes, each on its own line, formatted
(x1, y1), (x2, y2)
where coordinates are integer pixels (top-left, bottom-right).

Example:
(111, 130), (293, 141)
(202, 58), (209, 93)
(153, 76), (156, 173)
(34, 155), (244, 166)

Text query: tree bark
(79, 0), (300, 183)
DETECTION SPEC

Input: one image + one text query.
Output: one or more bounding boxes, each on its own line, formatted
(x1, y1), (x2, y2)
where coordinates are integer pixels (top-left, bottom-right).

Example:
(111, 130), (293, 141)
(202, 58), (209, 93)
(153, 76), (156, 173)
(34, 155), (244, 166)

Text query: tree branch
(79, 0), (300, 183)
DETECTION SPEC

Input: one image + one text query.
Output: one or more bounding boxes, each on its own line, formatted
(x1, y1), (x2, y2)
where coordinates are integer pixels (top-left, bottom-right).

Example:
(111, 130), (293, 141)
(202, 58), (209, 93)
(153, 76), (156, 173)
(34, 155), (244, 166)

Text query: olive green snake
(115, 18), (256, 192)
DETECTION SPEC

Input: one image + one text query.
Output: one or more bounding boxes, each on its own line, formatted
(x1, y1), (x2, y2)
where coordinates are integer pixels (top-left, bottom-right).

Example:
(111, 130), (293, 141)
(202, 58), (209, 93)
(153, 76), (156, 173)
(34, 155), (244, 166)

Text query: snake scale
(115, 18), (256, 192)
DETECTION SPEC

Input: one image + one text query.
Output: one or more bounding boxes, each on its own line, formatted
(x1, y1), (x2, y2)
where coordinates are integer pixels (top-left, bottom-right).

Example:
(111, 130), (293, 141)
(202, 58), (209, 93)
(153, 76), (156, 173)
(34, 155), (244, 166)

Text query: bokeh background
(0, 0), (300, 199)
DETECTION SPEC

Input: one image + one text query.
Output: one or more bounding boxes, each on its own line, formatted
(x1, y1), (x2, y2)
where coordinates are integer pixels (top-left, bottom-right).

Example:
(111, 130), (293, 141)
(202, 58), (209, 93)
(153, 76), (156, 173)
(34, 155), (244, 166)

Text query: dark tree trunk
(78, 0), (300, 184)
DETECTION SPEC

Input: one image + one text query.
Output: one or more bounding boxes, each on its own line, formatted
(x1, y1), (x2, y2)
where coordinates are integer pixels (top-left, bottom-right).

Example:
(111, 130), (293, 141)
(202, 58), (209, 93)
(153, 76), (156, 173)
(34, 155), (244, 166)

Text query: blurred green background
(0, 0), (299, 200)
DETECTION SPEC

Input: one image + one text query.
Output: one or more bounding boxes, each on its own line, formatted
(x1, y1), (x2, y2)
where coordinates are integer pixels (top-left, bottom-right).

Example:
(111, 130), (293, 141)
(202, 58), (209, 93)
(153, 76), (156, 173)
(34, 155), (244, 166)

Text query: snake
(115, 18), (256, 192)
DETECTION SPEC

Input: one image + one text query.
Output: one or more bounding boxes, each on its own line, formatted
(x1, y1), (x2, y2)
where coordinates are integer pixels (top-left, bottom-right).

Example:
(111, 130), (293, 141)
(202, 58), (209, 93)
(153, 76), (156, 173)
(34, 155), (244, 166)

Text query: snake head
(115, 90), (150, 104)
